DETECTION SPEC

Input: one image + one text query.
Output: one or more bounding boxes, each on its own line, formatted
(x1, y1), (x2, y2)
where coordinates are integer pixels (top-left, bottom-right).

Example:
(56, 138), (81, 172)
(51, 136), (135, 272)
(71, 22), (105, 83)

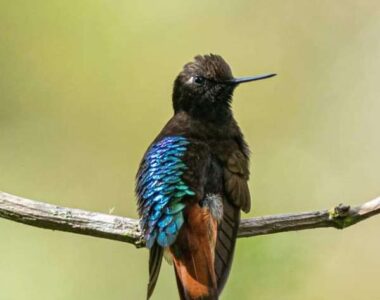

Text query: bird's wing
(215, 147), (251, 294)
(224, 149), (251, 213)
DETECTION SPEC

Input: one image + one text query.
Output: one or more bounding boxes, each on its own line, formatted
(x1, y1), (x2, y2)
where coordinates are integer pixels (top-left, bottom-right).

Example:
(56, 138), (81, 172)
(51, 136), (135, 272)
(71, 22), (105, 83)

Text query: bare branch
(0, 191), (143, 246)
(0, 191), (379, 248)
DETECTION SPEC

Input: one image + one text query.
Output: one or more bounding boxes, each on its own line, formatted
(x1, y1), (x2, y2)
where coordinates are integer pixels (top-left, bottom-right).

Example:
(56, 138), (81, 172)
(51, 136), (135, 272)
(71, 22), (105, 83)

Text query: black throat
(177, 102), (232, 125)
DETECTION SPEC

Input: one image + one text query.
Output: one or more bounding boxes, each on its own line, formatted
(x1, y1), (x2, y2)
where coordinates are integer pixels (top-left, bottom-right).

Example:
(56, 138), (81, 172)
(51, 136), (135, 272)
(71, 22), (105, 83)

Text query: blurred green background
(1, 1), (379, 299)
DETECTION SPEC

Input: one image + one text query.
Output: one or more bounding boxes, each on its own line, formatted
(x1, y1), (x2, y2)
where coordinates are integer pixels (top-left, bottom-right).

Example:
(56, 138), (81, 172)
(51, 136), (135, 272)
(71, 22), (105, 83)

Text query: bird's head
(172, 54), (275, 122)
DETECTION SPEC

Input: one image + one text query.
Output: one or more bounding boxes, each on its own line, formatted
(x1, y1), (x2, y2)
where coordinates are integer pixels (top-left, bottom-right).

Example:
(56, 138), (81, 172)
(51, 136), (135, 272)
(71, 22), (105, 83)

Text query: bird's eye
(194, 76), (205, 85)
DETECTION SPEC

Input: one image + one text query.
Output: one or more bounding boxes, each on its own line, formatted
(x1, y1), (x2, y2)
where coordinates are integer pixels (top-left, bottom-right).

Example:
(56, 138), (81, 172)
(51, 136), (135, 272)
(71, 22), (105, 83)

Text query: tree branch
(0, 191), (379, 248)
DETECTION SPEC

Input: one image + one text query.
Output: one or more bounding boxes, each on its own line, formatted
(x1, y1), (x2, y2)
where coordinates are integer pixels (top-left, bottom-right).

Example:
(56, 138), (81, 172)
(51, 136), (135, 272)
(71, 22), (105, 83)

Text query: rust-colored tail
(171, 203), (218, 300)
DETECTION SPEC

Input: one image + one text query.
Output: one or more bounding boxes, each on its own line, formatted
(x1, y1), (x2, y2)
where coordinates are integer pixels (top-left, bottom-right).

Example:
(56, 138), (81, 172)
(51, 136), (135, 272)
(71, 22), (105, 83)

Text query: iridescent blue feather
(136, 136), (195, 249)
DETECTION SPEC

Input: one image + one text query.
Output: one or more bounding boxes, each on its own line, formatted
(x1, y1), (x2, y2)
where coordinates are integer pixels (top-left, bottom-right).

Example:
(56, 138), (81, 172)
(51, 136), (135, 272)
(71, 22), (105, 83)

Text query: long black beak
(226, 73), (276, 85)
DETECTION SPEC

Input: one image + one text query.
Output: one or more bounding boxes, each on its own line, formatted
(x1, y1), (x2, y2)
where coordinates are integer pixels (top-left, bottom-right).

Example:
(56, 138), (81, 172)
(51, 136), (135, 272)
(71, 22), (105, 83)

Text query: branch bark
(0, 191), (379, 248)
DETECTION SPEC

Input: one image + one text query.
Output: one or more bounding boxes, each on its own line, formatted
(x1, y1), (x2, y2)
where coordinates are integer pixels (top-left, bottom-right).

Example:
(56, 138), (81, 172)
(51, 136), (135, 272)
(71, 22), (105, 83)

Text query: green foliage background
(1, 1), (379, 299)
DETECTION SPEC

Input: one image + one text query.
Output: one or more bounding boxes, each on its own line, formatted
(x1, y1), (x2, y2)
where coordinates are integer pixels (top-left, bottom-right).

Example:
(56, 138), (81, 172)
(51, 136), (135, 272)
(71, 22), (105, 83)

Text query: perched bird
(136, 54), (275, 299)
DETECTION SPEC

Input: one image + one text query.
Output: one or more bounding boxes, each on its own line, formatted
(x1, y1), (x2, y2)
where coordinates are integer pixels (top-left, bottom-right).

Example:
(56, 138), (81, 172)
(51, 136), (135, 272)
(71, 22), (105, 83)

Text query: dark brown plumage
(136, 54), (275, 299)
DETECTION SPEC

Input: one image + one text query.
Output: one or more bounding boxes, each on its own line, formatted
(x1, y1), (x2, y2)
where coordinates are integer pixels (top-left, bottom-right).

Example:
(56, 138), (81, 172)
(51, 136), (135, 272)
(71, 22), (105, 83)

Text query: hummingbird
(136, 54), (276, 299)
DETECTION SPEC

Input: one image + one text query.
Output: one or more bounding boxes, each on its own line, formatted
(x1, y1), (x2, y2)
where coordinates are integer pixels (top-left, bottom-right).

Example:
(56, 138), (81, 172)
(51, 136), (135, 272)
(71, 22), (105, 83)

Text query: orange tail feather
(171, 203), (218, 300)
